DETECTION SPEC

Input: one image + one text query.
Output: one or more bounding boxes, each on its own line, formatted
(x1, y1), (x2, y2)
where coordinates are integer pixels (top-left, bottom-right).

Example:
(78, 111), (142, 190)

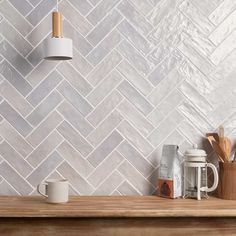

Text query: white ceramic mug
(37, 179), (69, 204)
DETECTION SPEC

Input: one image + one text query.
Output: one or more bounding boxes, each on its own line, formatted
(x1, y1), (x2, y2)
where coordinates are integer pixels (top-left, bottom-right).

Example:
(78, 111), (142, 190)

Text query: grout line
(24, 120), (65, 159)
(55, 123), (92, 159)
(115, 58), (155, 97)
(25, 31), (51, 59)
(68, 182), (81, 196)
(0, 120), (35, 150)
(25, 0), (44, 17)
(25, 60), (62, 89)
(0, 178), (22, 196)
(85, 28), (121, 61)
(116, 167), (143, 195)
(0, 40), (34, 79)
(2, 36), (35, 68)
(116, 79), (155, 117)
(84, 47), (122, 79)
(85, 58), (124, 100)
(0, 81), (34, 117)
(0, 99), (33, 129)
(1, 18), (35, 48)
(176, 85), (215, 132)
(84, 6), (124, 41)
(109, 179), (126, 196)
(25, 98), (65, 140)
(116, 38), (155, 72)
(0, 156), (35, 190)
(58, 160), (95, 191)
(55, 74), (96, 111)
(25, 138), (65, 179)
(116, 137), (155, 168)
(83, 0), (104, 18)
(27, 157), (65, 194)
(114, 98), (155, 137)
(86, 109), (124, 148)
(56, 107), (95, 147)
(116, 21), (155, 58)
(86, 149), (124, 180)
(64, 18), (94, 53)
(57, 62), (94, 89)
(25, 0), (35, 8)
(27, 22), (52, 49)
(25, 69), (61, 101)
(90, 169), (125, 195)
(84, 89), (125, 130)
(6, 1), (35, 28)
(69, 46), (95, 69)
(115, 145), (151, 181)
(147, 76), (186, 115)
(116, 7), (152, 39)
(24, 80), (64, 119)
(1, 140), (34, 170)
(84, 0), (123, 25)
(64, 0), (94, 35)
(177, 122), (202, 147)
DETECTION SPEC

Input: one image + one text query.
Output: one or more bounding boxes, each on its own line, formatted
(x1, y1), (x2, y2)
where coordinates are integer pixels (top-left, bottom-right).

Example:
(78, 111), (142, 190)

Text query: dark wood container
(218, 162), (236, 200)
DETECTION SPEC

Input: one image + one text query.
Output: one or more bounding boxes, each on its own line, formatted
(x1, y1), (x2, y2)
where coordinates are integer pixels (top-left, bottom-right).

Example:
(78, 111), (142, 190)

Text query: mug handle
(205, 163), (219, 192)
(37, 183), (48, 197)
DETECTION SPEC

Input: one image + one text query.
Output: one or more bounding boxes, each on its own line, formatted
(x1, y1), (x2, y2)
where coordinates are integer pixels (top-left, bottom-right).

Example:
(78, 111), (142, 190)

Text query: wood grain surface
(1, 217), (236, 236)
(0, 196), (236, 217)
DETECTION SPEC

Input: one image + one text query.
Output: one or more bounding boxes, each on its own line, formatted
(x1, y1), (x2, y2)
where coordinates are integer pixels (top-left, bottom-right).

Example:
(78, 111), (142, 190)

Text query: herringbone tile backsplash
(0, 0), (235, 195)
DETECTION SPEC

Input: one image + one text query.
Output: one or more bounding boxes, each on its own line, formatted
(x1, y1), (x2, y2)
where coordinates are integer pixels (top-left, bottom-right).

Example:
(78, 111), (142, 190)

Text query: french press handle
(205, 163), (219, 192)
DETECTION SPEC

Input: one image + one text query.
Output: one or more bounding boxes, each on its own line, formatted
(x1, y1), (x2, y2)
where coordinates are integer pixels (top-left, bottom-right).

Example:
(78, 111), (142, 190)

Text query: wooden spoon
(207, 136), (225, 162)
(224, 137), (232, 161)
(218, 125), (225, 151)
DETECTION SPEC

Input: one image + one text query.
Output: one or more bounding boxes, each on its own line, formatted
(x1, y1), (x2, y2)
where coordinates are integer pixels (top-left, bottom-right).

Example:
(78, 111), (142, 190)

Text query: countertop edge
(1, 210), (236, 218)
(0, 196), (236, 218)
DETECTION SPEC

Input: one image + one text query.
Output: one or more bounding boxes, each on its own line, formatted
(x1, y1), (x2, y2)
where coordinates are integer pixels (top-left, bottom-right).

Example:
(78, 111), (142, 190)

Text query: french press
(183, 144), (219, 200)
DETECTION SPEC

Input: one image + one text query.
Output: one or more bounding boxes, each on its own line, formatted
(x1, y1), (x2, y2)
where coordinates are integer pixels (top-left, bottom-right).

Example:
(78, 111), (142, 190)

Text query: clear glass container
(183, 145), (218, 200)
(184, 162), (209, 200)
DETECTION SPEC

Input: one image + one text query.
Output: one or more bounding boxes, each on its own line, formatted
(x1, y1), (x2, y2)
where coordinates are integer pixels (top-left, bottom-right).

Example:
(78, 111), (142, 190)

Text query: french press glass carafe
(183, 144), (219, 200)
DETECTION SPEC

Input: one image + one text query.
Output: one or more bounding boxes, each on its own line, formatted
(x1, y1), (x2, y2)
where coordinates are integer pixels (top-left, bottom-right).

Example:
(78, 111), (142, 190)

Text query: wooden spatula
(207, 136), (225, 162)
(219, 125), (225, 150)
(213, 141), (229, 162)
(206, 133), (219, 143)
(224, 137), (232, 161)
(218, 126), (232, 161)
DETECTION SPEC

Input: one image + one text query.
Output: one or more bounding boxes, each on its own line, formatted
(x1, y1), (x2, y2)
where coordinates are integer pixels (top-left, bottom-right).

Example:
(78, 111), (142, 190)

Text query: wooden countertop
(0, 196), (236, 218)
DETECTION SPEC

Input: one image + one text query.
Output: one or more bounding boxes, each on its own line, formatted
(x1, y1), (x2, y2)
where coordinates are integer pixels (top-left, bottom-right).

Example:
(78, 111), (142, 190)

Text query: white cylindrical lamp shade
(44, 37), (73, 60)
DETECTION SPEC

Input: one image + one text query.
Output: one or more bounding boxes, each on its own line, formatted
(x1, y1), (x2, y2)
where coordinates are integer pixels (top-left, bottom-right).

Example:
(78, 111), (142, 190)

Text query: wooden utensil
(218, 125), (225, 151)
(233, 150), (236, 162)
(213, 140), (229, 163)
(218, 126), (232, 161)
(224, 137), (232, 161)
(207, 136), (225, 162)
(206, 133), (219, 143)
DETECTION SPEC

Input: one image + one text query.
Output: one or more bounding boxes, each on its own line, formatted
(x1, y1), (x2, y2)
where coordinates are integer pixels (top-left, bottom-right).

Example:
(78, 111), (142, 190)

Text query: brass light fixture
(43, 0), (73, 60)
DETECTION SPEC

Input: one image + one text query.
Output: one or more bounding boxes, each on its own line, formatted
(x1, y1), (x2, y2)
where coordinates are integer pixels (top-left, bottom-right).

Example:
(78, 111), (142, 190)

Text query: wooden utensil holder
(218, 162), (236, 200)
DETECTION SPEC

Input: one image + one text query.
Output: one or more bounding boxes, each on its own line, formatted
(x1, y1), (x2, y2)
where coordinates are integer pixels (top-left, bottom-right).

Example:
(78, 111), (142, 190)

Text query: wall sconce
(43, 0), (73, 60)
